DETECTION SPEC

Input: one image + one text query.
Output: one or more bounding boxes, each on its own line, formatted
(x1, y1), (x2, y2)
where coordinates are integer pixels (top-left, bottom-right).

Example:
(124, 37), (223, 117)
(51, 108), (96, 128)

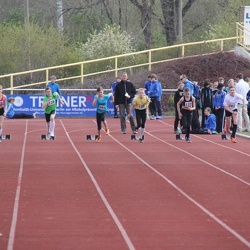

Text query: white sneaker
(33, 112), (37, 118)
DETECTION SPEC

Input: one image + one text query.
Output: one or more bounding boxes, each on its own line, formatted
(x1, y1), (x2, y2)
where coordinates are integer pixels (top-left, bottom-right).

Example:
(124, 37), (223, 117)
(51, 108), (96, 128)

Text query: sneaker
(231, 138), (237, 143)
(187, 139), (192, 143)
(156, 116), (162, 120)
(50, 136), (55, 140)
(133, 130), (137, 134)
(150, 115), (156, 120)
(96, 137), (101, 143)
(0, 135), (2, 142)
(33, 112), (37, 118)
(139, 138), (144, 143)
(122, 130), (126, 134)
(114, 115), (118, 118)
(105, 128), (109, 135)
(177, 127), (182, 134)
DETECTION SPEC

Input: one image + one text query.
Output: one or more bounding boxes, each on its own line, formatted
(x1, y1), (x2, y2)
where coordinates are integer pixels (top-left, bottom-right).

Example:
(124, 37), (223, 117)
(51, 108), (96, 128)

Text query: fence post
(10, 75), (13, 95)
(148, 50), (152, 71)
(115, 57), (118, 77)
(81, 63), (84, 85)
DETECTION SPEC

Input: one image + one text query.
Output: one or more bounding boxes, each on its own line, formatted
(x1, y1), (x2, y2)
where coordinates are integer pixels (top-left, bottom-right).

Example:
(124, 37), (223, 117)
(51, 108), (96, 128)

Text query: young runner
(42, 87), (64, 140)
(128, 88), (150, 142)
(223, 86), (246, 143)
(177, 87), (196, 143)
(92, 86), (114, 143)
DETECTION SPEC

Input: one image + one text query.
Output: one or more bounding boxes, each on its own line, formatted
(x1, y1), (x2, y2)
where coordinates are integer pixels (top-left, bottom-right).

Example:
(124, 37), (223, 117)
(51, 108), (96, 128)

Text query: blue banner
(6, 94), (117, 117)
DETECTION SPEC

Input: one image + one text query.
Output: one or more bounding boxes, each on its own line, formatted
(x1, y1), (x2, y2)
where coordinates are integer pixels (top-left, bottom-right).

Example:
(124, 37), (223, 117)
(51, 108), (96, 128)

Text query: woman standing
(0, 85), (7, 142)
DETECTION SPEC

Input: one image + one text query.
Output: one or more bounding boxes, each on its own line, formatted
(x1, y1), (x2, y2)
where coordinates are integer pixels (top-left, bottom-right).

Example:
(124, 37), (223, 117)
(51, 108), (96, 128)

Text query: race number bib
(98, 105), (105, 110)
(184, 101), (192, 108)
(48, 99), (56, 106)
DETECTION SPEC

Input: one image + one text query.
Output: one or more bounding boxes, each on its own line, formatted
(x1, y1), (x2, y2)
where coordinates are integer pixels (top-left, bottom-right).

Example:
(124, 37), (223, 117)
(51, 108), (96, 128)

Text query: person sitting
(201, 107), (217, 134)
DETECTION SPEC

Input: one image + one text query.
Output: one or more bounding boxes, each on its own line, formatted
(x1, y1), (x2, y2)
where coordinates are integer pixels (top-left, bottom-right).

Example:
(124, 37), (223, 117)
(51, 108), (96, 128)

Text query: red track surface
(0, 118), (250, 250)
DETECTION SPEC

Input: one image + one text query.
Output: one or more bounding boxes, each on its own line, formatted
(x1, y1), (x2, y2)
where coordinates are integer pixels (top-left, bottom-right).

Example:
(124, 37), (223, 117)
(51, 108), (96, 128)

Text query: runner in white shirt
(223, 86), (246, 143)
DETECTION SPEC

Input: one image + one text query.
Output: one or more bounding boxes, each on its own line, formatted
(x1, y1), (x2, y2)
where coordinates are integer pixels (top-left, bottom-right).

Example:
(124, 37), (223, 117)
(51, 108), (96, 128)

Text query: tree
(128, 0), (156, 49)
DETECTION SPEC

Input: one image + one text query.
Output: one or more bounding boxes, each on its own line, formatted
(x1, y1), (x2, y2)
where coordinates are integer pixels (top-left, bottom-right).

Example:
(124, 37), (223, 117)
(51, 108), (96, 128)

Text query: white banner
(244, 6), (250, 45)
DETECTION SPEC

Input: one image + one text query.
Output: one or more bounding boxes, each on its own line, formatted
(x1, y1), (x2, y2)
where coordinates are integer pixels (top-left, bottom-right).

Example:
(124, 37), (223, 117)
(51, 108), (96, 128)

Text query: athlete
(92, 86), (114, 143)
(0, 85), (7, 142)
(223, 86), (246, 143)
(128, 88), (150, 142)
(42, 87), (64, 140)
(177, 87), (196, 143)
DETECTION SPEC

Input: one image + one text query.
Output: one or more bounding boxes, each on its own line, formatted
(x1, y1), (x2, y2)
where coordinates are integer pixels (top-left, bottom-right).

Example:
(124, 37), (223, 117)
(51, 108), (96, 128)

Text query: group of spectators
(174, 73), (250, 143)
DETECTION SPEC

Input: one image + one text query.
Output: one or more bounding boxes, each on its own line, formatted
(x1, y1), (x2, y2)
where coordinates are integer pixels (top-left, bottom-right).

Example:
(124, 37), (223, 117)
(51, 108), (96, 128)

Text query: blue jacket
(247, 90), (250, 108)
(184, 79), (194, 96)
(213, 90), (226, 108)
(111, 81), (118, 94)
(204, 114), (216, 131)
(156, 80), (162, 101)
(148, 80), (160, 98)
(6, 103), (15, 118)
(144, 80), (151, 96)
(47, 82), (62, 96)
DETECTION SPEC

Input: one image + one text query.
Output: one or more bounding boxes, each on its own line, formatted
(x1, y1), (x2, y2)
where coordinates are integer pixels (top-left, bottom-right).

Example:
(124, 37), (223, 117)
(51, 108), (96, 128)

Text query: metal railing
(236, 22), (250, 51)
(1, 23), (247, 94)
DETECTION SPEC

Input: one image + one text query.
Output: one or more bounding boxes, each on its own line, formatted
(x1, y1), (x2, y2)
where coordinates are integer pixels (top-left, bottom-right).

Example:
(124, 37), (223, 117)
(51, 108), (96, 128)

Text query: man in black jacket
(114, 72), (137, 134)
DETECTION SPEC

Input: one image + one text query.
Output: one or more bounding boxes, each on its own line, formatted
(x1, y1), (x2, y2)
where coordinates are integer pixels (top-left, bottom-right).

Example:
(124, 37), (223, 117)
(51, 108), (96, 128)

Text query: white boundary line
(7, 120), (28, 250)
(107, 132), (250, 248)
(60, 120), (135, 250)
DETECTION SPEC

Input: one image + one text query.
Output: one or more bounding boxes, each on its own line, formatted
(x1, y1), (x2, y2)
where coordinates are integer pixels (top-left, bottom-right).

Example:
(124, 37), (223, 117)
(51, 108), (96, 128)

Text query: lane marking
(108, 132), (250, 248)
(60, 120), (135, 250)
(7, 120), (28, 250)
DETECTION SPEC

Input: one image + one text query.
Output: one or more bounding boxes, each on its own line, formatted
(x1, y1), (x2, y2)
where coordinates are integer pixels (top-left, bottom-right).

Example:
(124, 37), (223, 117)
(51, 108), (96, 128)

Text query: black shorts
(225, 109), (237, 117)
(0, 108), (4, 116)
(45, 110), (56, 122)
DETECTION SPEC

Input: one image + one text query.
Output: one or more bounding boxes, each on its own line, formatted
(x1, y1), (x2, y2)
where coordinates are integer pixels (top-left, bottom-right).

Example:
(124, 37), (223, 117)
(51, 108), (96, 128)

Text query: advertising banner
(244, 6), (250, 45)
(6, 94), (116, 117)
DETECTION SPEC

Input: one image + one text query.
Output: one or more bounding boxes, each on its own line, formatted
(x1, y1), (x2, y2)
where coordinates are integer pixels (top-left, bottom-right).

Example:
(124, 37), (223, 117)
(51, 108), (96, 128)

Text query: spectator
(174, 82), (184, 133)
(180, 74), (194, 96)
(213, 83), (226, 133)
(0, 85), (7, 142)
(114, 72), (137, 134)
(148, 74), (160, 120)
(6, 97), (37, 119)
(111, 77), (121, 118)
(153, 74), (163, 119)
(235, 73), (250, 132)
(200, 79), (213, 128)
(47, 75), (62, 100)
(202, 107), (217, 134)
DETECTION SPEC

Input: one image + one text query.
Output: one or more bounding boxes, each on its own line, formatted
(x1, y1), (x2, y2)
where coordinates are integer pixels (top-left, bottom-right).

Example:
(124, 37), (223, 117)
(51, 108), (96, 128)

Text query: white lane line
(7, 120), (28, 250)
(159, 119), (250, 157)
(108, 133), (250, 249)
(147, 131), (250, 186)
(60, 120), (135, 250)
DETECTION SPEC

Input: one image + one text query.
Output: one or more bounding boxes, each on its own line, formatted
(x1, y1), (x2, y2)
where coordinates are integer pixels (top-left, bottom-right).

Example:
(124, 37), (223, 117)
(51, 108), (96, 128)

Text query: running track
(0, 118), (249, 250)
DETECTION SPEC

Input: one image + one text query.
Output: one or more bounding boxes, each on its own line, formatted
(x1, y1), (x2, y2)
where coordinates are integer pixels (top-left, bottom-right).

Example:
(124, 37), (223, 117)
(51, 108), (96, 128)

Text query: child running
(0, 85), (7, 142)
(42, 87), (64, 140)
(128, 88), (150, 142)
(92, 86), (114, 143)
(177, 87), (196, 143)
(223, 86), (246, 143)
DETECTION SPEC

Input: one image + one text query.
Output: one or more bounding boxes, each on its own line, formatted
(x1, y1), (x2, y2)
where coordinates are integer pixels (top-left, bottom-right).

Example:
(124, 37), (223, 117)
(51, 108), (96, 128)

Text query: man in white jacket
(235, 73), (250, 132)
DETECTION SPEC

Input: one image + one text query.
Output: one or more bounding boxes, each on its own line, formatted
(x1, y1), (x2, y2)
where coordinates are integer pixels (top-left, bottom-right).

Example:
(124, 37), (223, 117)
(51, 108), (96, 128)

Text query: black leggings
(182, 112), (192, 139)
(135, 109), (147, 129)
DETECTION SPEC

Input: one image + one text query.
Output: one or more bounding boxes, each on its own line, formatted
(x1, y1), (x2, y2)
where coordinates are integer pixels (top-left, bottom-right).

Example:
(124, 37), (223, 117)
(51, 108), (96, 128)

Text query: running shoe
(187, 139), (192, 143)
(231, 137), (237, 143)
(0, 135), (2, 142)
(105, 128), (109, 135)
(96, 137), (101, 143)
